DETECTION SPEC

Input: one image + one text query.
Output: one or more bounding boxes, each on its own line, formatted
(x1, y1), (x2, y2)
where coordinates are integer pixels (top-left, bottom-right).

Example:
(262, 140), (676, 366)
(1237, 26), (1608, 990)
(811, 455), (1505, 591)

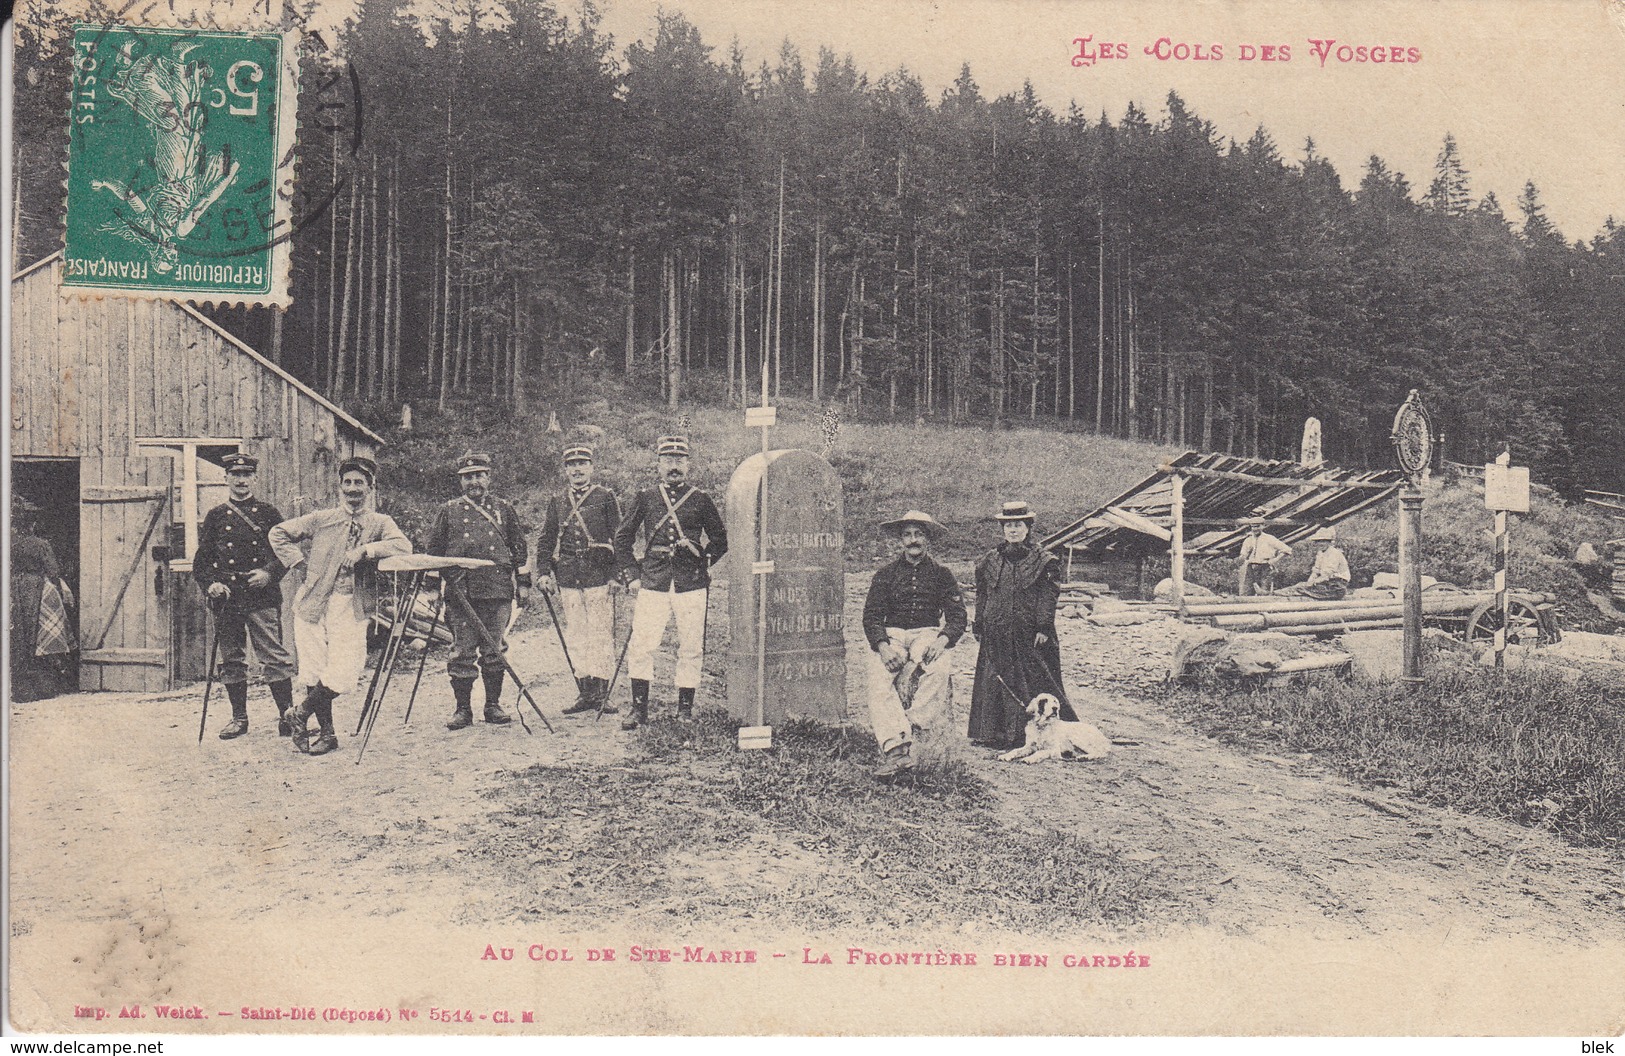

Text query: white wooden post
(1169, 471), (1185, 608)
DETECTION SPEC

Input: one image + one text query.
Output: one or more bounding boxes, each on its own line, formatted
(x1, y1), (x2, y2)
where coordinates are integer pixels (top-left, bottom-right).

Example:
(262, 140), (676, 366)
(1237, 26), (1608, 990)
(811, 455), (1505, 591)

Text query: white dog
(998, 693), (1111, 764)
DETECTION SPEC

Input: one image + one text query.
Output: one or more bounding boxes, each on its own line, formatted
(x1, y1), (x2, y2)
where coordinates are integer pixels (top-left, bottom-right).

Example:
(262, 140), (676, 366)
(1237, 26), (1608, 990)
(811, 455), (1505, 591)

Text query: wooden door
(79, 480), (171, 692)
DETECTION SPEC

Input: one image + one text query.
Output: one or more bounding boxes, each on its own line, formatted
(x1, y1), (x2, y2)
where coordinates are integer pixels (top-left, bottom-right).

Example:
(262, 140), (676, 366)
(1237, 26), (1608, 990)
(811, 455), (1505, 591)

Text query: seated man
(861, 510), (967, 780)
(1278, 526), (1350, 600)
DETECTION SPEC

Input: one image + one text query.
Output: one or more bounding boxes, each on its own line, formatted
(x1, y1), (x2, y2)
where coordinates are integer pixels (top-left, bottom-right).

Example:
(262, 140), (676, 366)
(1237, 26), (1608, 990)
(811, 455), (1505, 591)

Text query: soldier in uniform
(192, 453), (297, 739)
(613, 436), (727, 729)
(536, 444), (622, 715)
(424, 452), (532, 730)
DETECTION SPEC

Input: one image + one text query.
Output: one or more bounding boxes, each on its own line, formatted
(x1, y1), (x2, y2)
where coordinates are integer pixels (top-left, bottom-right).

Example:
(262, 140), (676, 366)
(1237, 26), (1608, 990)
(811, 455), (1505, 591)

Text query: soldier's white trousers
(559, 585), (614, 680)
(294, 593), (369, 698)
(865, 626), (954, 754)
(627, 585), (708, 689)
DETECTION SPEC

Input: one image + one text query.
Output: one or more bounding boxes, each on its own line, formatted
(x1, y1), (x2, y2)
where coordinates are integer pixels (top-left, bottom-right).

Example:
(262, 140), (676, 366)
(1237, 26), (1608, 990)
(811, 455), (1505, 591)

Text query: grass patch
(1152, 649), (1625, 849)
(469, 710), (1170, 932)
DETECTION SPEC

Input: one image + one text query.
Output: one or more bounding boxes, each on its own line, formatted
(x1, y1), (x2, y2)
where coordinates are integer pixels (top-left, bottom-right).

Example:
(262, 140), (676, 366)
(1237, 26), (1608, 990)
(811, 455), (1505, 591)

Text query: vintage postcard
(7, 0), (1625, 1044)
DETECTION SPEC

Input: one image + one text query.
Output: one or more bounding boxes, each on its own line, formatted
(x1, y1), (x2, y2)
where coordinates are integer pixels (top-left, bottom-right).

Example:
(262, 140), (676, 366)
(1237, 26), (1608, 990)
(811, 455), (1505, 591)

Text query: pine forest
(13, 0), (1625, 493)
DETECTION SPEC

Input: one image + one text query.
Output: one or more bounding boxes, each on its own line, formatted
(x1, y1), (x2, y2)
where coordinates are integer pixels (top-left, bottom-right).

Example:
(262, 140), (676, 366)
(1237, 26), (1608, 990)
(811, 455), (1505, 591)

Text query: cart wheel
(1466, 599), (1549, 646)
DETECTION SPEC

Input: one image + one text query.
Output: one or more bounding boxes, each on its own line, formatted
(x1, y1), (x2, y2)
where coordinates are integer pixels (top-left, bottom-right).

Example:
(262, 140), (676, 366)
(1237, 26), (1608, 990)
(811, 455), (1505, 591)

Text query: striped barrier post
(1494, 505), (1509, 670)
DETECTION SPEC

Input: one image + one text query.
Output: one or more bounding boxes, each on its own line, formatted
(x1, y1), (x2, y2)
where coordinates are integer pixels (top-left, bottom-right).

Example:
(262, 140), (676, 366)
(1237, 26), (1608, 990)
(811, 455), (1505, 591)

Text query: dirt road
(9, 574), (1625, 1033)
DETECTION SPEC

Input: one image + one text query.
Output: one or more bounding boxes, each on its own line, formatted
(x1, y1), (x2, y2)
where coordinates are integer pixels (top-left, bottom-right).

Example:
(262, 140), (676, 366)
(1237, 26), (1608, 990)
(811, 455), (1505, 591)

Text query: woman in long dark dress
(10, 498), (77, 701)
(967, 501), (1077, 749)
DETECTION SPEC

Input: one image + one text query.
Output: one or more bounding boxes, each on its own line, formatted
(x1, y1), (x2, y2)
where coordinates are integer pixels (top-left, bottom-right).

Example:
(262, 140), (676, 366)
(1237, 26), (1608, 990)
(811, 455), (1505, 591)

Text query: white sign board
(1484, 463), (1531, 512)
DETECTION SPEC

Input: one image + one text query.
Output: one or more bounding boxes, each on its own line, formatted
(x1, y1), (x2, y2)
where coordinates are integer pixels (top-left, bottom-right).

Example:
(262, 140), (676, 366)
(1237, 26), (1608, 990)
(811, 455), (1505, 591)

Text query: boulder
(1342, 629), (1403, 681)
(1575, 542), (1600, 566)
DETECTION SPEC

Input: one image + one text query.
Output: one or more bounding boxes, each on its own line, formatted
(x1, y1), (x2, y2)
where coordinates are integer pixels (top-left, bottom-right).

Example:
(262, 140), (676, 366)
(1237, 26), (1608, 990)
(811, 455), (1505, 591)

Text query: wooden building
(10, 254), (384, 692)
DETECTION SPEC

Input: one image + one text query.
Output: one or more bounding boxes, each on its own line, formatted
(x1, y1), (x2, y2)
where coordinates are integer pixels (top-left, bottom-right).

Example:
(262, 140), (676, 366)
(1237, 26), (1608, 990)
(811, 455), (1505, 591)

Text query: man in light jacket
(269, 456), (411, 756)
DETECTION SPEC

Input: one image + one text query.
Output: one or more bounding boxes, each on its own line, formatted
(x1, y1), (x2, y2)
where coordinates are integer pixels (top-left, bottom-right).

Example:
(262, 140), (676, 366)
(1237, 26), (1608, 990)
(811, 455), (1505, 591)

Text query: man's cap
(881, 510), (945, 539)
(1311, 526), (1337, 542)
(994, 500), (1036, 522)
(1240, 516), (1267, 528)
(562, 445), (594, 464)
(222, 453), (259, 475)
(456, 451), (493, 475)
(657, 435), (690, 457)
(338, 455), (377, 483)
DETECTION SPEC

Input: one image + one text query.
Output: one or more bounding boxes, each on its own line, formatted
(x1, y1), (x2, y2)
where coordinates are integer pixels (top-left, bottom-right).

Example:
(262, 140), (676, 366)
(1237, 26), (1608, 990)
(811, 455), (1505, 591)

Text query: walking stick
(597, 583), (636, 723)
(196, 597), (223, 744)
(539, 590), (579, 682)
(444, 576), (553, 734)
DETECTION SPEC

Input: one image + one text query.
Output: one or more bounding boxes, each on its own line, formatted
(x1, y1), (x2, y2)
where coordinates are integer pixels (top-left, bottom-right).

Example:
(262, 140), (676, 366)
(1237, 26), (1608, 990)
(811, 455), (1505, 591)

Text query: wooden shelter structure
(1043, 451), (1403, 605)
(10, 253), (385, 692)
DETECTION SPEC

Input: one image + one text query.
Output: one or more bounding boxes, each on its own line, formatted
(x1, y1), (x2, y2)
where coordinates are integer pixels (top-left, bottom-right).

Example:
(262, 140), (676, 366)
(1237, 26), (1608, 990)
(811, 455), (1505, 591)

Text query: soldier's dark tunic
(539, 484), (621, 589)
(538, 483), (622, 683)
(613, 482), (728, 593)
(614, 482), (728, 690)
(425, 494), (530, 680)
(193, 498), (296, 684)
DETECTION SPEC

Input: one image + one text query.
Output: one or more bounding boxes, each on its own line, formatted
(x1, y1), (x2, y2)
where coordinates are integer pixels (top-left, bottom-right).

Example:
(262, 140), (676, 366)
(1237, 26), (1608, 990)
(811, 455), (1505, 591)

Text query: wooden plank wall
(13, 261), (380, 692)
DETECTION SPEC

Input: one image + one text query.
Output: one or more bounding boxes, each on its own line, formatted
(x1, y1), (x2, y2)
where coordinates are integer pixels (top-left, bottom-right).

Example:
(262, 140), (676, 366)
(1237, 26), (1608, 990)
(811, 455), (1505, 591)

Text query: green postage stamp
(63, 23), (298, 306)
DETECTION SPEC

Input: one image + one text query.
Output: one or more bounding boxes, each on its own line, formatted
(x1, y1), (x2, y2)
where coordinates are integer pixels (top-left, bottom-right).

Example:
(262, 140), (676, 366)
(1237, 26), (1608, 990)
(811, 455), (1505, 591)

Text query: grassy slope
(374, 378), (1621, 619)
(373, 378), (1177, 569)
(1155, 646), (1625, 848)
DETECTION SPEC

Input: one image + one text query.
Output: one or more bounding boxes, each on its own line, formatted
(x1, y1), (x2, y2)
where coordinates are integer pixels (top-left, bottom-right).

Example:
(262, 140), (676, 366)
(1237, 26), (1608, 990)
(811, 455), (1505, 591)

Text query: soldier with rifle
(423, 451), (532, 731)
(536, 444), (622, 715)
(193, 453), (297, 740)
(613, 436), (727, 729)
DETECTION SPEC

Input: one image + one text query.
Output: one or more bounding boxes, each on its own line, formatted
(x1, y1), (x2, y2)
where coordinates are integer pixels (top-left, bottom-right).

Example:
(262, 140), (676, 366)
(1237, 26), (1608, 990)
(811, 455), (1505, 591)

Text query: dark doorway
(11, 458), (82, 697)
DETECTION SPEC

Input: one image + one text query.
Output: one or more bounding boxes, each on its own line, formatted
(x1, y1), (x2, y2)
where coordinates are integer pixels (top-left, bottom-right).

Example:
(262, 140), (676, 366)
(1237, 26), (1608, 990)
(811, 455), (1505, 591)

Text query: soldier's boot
(592, 677), (618, 716)
(482, 667), (513, 725)
(677, 686), (695, 722)
(562, 676), (596, 715)
(873, 741), (917, 781)
(269, 678), (295, 737)
(287, 685), (318, 753)
(446, 678), (476, 731)
(308, 689), (339, 756)
(621, 679), (650, 731)
(217, 682), (250, 739)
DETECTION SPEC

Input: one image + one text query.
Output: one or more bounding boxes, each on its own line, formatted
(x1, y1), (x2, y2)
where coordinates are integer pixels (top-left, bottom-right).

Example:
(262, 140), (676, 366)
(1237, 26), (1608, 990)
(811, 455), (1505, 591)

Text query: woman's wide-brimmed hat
(880, 510), (946, 539)
(994, 500), (1036, 522)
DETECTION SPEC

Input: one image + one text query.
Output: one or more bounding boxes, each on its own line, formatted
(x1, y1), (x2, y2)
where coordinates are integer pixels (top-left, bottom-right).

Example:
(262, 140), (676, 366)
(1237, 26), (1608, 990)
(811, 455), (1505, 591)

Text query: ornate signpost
(1390, 390), (1433, 687)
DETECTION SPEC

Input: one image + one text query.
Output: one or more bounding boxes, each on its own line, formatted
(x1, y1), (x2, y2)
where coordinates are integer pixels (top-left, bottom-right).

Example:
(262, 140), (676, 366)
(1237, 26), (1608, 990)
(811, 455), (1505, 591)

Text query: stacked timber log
(1179, 590), (1555, 636)
(1058, 580), (1118, 611)
(374, 590), (454, 646)
(1613, 548), (1625, 606)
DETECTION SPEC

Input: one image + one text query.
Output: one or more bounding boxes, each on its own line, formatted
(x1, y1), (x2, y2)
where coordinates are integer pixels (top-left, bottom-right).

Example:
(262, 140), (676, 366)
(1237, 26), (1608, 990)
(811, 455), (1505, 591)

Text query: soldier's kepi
(614, 435), (728, 728)
(537, 444), (622, 715)
(192, 453), (297, 740)
(425, 452), (533, 731)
